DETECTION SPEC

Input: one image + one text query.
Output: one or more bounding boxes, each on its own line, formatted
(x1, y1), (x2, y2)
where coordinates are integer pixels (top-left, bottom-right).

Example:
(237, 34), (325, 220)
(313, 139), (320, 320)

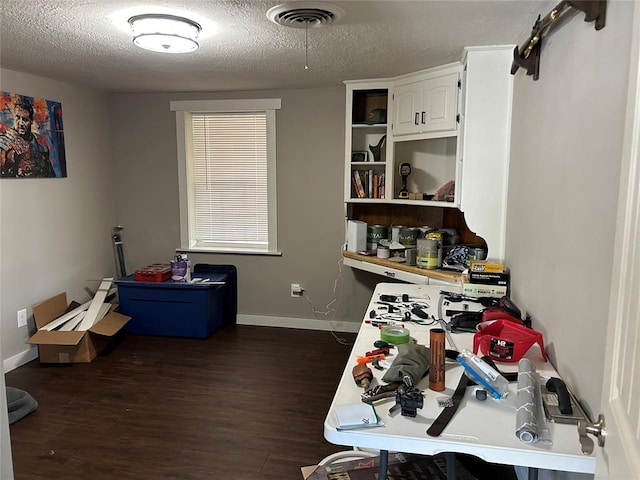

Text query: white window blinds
(191, 112), (268, 248)
(172, 98), (280, 254)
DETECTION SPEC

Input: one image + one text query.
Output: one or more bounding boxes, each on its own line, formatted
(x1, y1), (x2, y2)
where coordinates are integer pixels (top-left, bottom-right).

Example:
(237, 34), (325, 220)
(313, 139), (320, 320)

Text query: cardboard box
(469, 260), (505, 273)
(462, 282), (508, 298)
(27, 292), (131, 363)
(469, 270), (510, 286)
(347, 220), (367, 252)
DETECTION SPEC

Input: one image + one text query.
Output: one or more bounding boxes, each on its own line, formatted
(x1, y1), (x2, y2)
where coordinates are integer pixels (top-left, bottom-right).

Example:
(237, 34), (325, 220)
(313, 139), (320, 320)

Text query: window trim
(171, 98), (281, 255)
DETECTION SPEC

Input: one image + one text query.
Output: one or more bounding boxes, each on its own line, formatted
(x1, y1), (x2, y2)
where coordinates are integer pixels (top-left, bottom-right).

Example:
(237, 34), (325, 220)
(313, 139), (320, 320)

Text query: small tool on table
(352, 364), (374, 390)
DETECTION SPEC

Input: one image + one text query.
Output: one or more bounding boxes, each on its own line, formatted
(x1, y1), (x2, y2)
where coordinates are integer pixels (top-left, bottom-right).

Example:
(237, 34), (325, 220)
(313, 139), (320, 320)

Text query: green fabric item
(382, 343), (430, 384)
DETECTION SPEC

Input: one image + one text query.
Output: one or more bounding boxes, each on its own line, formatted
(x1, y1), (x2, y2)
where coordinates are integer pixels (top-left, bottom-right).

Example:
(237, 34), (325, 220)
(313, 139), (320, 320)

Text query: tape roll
(380, 326), (411, 345)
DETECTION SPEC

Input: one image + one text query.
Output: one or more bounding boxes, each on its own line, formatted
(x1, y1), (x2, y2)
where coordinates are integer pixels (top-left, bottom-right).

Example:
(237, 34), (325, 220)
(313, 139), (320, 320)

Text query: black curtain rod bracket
(511, 0), (607, 81)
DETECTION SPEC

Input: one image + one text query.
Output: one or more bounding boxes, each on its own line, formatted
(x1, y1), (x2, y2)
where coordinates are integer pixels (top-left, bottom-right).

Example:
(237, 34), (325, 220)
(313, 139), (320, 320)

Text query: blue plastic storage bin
(116, 272), (231, 338)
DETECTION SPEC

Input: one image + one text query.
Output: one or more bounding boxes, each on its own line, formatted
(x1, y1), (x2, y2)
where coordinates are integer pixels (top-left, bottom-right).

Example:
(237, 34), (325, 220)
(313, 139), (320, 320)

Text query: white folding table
(323, 283), (596, 479)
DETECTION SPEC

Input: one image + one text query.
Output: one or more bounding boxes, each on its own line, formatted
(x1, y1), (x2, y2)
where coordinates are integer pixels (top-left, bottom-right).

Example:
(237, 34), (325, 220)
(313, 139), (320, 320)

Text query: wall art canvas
(0, 91), (67, 178)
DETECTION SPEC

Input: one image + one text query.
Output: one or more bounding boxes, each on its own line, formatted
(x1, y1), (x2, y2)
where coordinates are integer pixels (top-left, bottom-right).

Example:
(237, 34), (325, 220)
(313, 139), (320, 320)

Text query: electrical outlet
(17, 309), (27, 328)
(291, 283), (303, 297)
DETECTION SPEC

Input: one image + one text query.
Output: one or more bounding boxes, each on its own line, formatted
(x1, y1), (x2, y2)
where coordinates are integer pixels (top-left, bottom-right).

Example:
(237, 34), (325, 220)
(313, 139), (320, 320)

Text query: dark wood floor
(6, 325), (357, 480)
(7, 325), (518, 480)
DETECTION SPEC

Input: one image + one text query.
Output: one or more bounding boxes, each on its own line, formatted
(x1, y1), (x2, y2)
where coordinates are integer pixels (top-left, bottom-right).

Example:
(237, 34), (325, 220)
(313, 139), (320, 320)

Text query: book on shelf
(351, 170), (385, 199)
(352, 170), (365, 198)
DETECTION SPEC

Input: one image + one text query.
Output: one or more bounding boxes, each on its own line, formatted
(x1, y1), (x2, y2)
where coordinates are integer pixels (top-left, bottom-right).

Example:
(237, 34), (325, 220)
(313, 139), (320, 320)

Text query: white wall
(0, 69), (118, 370)
(507, 1), (634, 478)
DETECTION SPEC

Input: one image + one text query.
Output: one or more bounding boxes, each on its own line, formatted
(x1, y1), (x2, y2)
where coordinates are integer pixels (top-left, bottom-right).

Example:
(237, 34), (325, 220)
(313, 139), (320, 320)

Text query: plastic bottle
(456, 349), (509, 399)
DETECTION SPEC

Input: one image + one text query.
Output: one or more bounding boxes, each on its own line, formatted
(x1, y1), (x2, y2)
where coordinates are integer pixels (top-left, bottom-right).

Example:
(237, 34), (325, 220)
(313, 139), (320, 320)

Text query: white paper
(333, 403), (383, 430)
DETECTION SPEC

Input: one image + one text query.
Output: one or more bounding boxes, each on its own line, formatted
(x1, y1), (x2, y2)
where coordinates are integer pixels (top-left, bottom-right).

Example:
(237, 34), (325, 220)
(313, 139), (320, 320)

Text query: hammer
(352, 363), (373, 390)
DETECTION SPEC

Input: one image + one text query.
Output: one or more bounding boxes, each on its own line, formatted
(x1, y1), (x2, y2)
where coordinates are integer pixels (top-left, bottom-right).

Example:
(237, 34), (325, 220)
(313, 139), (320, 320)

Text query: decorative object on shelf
(511, 0), (607, 81)
(128, 14), (202, 54)
(397, 162), (411, 199)
(432, 180), (455, 202)
(351, 151), (368, 162)
(366, 108), (387, 124)
(368, 134), (386, 162)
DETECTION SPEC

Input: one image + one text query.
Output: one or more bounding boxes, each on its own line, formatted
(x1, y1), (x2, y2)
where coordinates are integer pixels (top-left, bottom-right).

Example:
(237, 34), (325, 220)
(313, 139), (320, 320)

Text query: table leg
(445, 452), (456, 480)
(378, 449), (388, 480)
(528, 466), (539, 480)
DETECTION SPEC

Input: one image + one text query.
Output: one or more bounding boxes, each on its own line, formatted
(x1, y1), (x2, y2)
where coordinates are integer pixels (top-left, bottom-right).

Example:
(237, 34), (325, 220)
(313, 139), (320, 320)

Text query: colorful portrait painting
(0, 91), (67, 178)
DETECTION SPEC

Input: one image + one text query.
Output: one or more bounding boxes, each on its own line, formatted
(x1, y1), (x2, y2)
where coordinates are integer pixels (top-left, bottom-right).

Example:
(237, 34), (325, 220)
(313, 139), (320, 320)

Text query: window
(171, 99), (281, 254)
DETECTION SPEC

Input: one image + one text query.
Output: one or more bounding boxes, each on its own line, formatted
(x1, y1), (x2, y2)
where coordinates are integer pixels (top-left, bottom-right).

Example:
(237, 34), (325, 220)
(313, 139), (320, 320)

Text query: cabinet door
(423, 72), (459, 133)
(393, 81), (423, 136)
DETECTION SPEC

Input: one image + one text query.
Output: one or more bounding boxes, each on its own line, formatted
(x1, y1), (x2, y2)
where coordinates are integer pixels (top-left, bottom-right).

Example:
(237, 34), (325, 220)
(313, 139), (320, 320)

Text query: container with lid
(416, 238), (439, 269)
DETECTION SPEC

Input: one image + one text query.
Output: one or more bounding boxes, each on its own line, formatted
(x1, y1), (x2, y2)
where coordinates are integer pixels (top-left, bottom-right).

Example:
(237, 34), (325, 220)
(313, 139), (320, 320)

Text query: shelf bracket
(511, 0), (607, 81)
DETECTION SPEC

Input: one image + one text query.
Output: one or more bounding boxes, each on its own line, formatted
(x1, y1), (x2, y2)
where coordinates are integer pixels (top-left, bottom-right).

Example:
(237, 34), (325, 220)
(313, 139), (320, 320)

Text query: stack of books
(462, 260), (510, 298)
(352, 170), (385, 198)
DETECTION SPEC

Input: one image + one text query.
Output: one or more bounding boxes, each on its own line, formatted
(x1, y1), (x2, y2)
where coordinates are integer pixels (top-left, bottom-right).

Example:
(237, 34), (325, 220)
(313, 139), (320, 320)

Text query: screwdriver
(356, 354), (385, 364)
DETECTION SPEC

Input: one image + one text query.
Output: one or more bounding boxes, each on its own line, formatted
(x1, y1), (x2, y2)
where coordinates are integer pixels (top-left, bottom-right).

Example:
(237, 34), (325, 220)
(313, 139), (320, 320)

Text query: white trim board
(3, 346), (38, 373)
(237, 314), (360, 333)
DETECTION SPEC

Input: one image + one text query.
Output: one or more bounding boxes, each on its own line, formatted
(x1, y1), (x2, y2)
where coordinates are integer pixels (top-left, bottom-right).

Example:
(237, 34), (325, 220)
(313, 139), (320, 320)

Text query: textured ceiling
(0, 0), (551, 93)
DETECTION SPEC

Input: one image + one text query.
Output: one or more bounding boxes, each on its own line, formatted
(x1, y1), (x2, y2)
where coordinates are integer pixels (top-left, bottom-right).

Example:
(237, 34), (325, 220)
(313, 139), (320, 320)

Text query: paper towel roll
(515, 358), (552, 445)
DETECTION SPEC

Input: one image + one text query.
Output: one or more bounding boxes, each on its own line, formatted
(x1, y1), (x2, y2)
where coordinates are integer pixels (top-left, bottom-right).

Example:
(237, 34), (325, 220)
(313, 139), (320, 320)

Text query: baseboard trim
(3, 347), (38, 373)
(2, 319), (358, 372)
(237, 314), (360, 333)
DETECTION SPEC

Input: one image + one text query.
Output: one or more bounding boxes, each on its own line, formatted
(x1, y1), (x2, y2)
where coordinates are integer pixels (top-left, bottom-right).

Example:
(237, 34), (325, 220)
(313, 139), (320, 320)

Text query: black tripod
(112, 226), (127, 279)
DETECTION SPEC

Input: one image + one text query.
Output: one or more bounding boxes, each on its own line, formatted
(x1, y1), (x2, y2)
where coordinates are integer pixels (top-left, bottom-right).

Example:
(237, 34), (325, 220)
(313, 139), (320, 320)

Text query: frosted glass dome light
(129, 14), (201, 54)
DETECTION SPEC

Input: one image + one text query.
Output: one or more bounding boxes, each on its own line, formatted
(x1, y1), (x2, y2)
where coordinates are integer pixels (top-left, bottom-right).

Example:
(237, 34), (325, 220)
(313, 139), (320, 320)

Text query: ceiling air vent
(267, 2), (345, 29)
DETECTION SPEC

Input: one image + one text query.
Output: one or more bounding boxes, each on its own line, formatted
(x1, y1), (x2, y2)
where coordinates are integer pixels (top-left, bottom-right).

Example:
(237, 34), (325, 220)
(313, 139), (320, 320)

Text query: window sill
(177, 247), (282, 256)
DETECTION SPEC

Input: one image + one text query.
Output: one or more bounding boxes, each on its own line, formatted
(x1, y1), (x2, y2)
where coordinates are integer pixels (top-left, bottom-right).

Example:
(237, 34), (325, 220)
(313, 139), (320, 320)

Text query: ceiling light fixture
(128, 14), (201, 54)
(267, 2), (344, 70)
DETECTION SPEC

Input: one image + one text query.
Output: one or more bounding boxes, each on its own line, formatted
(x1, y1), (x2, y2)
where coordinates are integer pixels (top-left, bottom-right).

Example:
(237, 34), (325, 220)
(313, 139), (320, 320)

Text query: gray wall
(0, 69), (118, 477)
(0, 342), (12, 480)
(0, 69), (118, 368)
(110, 87), (378, 329)
(507, 0), (633, 424)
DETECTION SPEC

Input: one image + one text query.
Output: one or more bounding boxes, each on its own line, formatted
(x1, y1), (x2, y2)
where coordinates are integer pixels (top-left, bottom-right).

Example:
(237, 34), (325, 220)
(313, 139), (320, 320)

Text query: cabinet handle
(384, 271), (396, 278)
(421, 111), (426, 124)
(414, 113), (419, 125)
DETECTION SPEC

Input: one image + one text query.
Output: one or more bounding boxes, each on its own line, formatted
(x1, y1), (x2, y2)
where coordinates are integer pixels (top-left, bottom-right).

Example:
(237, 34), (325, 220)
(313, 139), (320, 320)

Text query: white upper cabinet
(424, 72), (460, 133)
(458, 46), (515, 262)
(343, 48), (514, 261)
(392, 80), (423, 136)
(391, 65), (461, 139)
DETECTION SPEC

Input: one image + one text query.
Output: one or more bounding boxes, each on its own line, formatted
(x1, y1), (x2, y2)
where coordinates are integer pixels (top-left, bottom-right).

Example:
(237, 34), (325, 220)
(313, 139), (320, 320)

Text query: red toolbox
(134, 264), (171, 282)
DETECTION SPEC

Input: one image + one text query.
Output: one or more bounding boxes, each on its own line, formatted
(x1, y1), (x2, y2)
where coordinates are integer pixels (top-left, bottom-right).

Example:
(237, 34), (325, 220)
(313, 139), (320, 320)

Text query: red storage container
(473, 320), (547, 363)
(134, 264), (171, 282)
